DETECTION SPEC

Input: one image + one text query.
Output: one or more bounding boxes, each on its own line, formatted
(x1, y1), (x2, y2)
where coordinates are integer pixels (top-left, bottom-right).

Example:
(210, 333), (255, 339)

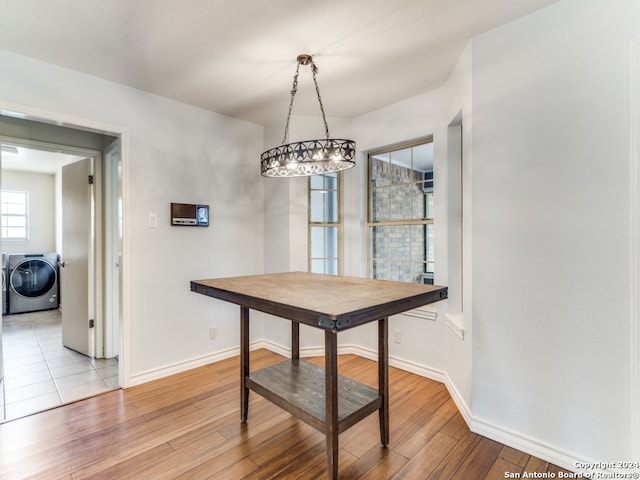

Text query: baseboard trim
(129, 340), (594, 475)
(259, 340), (447, 383)
(443, 372), (473, 426)
(259, 340), (589, 475)
(469, 415), (597, 475)
(129, 341), (265, 386)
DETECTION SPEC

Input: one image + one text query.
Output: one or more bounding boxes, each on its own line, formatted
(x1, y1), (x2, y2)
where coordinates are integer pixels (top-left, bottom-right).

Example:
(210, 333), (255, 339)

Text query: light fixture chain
(282, 62), (301, 145)
(281, 56), (331, 145)
(310, 60), (330, 140)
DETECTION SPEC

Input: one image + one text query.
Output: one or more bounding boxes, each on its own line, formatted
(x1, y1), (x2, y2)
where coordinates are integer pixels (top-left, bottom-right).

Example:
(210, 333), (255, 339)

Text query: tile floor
(1, 309), (118, 422)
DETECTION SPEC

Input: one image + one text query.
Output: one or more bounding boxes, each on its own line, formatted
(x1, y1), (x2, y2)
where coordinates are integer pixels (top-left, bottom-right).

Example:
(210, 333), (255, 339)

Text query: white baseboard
(259, 340), (590, 475)
(129, 341), (265, 386)
(469, 415), (600, 475)
(442, 372), (473, 426)
(129, 340), (594, 476)
(259, 339), (447, 383)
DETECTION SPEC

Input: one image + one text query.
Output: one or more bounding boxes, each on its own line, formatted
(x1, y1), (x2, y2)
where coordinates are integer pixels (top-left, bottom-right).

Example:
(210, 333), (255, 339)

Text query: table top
(191, 272), (448, 331)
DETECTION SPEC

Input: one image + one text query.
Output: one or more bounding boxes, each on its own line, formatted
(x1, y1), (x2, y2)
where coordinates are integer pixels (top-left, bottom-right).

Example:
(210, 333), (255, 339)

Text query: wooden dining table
(191, 272), (448, 479)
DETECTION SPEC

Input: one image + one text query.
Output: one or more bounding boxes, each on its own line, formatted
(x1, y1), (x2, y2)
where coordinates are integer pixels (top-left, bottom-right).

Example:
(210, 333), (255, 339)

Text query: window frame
(366, 137), (434, 284)
(308, 172), (343, 276)
(1, 189), (29, 241)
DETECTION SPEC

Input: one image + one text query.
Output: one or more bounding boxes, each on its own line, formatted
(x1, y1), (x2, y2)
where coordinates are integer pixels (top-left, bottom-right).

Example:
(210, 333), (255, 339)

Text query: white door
(61, 158), (93, 356)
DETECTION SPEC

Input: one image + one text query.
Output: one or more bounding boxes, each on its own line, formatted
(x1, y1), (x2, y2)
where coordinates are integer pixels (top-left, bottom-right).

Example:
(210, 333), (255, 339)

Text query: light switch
(148, 212), (158, 228)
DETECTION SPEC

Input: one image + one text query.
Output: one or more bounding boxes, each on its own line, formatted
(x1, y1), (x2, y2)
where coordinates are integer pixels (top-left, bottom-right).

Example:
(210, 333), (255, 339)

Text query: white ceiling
(1, 144), (85, 174)
(0, 0), (561, 126)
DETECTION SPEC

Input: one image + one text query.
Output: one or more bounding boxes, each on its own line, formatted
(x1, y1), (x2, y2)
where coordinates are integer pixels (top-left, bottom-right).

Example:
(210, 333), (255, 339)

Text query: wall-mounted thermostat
(171, 203), (209, 227)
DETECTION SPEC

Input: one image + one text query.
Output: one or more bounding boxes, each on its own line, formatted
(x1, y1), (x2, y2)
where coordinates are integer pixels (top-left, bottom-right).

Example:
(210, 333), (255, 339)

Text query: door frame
(0, 101), (129, 388)
(1, 136), (104, 356)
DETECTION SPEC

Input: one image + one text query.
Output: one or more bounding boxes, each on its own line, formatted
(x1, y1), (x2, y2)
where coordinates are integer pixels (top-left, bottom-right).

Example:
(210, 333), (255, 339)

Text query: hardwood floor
(0, 349), (572, 479)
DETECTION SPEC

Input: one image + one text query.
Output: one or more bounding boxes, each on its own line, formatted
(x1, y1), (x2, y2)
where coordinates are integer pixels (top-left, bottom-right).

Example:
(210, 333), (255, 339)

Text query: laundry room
(1, 138), (119, 422)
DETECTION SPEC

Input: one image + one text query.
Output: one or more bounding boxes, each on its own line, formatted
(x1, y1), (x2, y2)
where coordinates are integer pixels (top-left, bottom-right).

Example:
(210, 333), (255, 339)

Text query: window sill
(402, 306), (437, 321)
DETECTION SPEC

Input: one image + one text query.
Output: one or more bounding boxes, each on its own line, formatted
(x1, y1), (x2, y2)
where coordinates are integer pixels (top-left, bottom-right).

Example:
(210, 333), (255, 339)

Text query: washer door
(10, 259), (57, 298)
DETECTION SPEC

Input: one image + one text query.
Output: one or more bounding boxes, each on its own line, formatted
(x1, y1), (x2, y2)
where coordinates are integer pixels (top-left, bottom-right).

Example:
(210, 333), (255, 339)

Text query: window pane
(389, 225), (410, 261)
(370, 225), (389, 261)
(370, 187), (389, 222)
(387, 185), (413, 221)
(6, 217), (26, 227)
(311, 259), (325, 274)
(310, 227), (325, 258)
(310, 175), (324, 190)
(410, 225), (425, 262)
(370, 154), (391, 187)
(326, 190), (338, 222)
(426, 223), (435, 265)
(324, 173), (337, 190)
(371, 260), (389, 280)
(3, 192), (24, 203)
(390, 261), (413, 283)
(389, 147), (413, 175)
(6, 204), (26, 215)
(325, 227), (338, 258)
(424, 191), (434, 220)
(326, 259), (338, 275)
(310, 191), (325, 222)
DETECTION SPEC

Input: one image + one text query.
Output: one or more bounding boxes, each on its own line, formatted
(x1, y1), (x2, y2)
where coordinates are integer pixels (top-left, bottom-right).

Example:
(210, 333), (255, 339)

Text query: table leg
(378, 317), (389, 446)
(241, 306), (250, 422)
(292, 321), (300, 360)
(325, 330), (339, 480)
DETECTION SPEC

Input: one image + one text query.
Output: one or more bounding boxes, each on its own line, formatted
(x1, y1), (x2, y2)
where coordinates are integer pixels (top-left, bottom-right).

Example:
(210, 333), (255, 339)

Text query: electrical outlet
(394, 330), (401, 344)
(209, 327), (217, 340)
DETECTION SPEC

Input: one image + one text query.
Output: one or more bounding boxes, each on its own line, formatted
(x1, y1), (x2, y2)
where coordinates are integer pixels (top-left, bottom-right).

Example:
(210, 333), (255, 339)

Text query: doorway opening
(0, 113), (123, 422)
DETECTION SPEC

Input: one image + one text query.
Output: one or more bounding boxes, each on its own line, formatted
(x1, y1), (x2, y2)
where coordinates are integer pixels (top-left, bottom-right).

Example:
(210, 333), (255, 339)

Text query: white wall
(1, 0), (637, 470)
(1, 169), (55, 253)
(470, 0), (637, 466)
(277, 0), (637, 470)
(0, 48), (265, 383)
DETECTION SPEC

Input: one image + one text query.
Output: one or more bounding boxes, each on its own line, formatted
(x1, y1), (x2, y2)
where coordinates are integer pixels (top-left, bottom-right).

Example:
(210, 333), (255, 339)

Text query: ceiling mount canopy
(261, 54), (356, 178)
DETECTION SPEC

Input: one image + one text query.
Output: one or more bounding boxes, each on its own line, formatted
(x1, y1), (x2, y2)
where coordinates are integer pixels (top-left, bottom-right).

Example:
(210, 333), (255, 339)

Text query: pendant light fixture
(261, 54), (356, 177)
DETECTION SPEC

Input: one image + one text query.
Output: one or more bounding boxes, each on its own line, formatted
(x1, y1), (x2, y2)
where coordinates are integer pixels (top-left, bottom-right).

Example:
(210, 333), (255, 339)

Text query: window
(367, 139), (434, 284)
(1, 190), (29, 240)
(308, 173), (341, 275)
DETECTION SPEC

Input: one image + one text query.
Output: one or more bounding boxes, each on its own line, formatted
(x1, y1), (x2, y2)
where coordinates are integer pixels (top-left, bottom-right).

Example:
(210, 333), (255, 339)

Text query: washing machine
(8, 253), (59, 314)
(2, 253), (6, 315)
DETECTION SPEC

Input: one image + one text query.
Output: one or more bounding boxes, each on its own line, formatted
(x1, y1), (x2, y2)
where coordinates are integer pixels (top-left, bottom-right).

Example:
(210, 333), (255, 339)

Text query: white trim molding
(402, 306), (438, 321)
(630, 36), (640, 460)
(129, 340), (270, 386)
(0, 100), (132, 389)
(445, 313), (465, 340)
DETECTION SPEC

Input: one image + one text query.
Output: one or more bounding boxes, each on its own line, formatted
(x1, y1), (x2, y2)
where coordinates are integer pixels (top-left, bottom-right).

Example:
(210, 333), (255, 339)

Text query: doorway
(0, 114), (123, 422)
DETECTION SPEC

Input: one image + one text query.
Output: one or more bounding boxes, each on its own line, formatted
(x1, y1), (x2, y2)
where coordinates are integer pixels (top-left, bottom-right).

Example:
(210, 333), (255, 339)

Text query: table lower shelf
(246, 359), (382, 435)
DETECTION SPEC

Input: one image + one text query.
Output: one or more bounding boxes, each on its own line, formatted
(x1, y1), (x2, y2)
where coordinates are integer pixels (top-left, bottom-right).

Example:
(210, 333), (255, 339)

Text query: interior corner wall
(0, 48), (265, 383)
(441, 41), (474, 421)
(471, 0), (637, 466)
(347, 89), (453, 376)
